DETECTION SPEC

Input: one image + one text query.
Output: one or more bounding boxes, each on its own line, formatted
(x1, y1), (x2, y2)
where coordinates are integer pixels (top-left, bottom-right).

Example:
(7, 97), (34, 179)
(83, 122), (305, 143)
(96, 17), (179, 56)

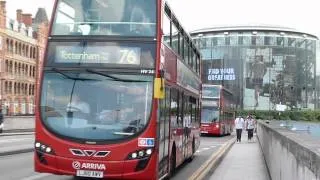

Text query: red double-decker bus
(200, 84), (235, 136)
(34, 0), (201, 179)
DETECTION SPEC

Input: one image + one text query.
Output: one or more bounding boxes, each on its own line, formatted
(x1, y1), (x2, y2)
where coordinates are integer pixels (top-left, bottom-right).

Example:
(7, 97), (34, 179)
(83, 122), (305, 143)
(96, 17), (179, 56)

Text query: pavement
(1, 116), (34, 133)
(0, 134), (34, 156)
(208, 134), (271, 180)
(0, 116), (34, 156)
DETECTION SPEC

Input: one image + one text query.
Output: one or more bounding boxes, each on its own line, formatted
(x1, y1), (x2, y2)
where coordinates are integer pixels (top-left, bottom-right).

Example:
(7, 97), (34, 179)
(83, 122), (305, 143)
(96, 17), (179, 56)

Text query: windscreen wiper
(51, 68), (98, 81)
(113, 132), (134, 136)
(86, 69), (150, 82)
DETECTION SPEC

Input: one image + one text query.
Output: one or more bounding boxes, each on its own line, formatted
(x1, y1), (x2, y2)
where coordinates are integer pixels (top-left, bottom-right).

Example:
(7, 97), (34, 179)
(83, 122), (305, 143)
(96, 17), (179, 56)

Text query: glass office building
(191, 25), (318, 110)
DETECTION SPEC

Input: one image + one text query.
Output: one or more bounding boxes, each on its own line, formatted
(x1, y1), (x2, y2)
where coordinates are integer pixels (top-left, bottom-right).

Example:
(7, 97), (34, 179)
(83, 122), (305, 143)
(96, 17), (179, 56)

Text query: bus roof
(164, 1), (200, 57)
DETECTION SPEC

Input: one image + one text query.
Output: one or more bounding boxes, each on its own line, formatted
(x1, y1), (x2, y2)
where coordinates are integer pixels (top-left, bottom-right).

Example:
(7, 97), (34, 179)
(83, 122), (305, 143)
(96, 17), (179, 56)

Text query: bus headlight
(216, 124), (220, 128)
(35, 141), (55, 155)
(131, 153), (138, 159)
(35, 142), (41, 148)
(146, 149), (152, 155)
(45, 147), (52, 153)
(138, 151), (144, 157)
(127, 148), (153, 160)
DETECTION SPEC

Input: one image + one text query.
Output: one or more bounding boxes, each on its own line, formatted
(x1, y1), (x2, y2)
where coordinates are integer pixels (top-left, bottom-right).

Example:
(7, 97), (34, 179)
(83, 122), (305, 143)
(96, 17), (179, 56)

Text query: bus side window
(178, 92), (183, 126)
(170, 89), (178, 127)
(196, 99), (201, 124)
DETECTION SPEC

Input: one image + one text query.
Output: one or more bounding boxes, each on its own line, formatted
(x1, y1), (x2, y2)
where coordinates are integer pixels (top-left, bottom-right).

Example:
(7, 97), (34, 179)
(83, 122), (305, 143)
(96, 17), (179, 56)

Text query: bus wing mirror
(154, 78), (165, 99)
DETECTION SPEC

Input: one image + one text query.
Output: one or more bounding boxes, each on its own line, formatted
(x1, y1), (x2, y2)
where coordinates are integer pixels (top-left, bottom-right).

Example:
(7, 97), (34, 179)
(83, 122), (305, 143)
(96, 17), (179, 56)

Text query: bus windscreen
(52, 0), (156, 36)
(40, 72), (153, 143)
(201, 108), (219, 123)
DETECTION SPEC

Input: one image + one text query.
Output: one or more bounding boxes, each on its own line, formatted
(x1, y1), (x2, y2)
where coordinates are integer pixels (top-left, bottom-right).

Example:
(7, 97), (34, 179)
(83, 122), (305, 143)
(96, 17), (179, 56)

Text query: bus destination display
(55, 46), (141, 65)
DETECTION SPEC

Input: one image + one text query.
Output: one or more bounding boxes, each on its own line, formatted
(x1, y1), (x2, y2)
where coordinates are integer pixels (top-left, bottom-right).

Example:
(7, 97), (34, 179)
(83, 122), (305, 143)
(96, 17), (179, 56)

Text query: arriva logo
(81, 163), (106, 170)
(72, 161), (106, 170)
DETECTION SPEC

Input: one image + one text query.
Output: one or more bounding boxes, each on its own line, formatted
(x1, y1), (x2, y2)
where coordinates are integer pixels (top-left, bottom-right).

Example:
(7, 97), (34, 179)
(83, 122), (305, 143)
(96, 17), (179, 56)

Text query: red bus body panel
(35, 100), (158, 179)
(35, 0), (201, 179)
(200, 122), (221, 135)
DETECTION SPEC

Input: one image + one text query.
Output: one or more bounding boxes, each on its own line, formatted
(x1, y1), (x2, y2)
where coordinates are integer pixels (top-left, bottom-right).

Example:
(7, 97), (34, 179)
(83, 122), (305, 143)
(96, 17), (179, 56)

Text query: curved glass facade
(192, 29), (318, 110)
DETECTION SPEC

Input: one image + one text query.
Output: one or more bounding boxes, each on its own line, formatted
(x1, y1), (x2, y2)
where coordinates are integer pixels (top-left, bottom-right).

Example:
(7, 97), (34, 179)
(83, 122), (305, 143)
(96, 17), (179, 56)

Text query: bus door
(158, 88), (171, 177)
(182, 95), (191, 159)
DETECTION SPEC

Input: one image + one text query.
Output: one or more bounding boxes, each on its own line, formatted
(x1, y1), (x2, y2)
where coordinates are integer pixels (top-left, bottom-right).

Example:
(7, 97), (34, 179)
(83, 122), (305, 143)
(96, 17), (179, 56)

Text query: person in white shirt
(246, 115), (255, 141)
(67, 94), (90, 115)
(234, 116), (245, 142)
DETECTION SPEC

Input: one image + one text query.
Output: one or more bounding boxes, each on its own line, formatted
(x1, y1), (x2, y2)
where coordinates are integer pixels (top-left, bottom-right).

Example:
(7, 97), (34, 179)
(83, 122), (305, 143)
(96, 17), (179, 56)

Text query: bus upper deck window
(52, 0), (156, 36)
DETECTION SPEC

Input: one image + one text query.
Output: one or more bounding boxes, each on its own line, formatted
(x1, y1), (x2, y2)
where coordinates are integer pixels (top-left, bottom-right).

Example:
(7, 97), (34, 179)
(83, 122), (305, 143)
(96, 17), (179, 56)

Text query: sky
(5, 0), (320, 37)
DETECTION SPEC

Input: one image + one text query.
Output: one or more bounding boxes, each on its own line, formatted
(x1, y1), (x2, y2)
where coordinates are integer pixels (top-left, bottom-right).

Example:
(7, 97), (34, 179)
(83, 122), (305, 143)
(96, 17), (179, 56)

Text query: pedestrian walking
(234, 115), (245, 142)
(0, 109), (4, 133)
(246, 115), (255, 141)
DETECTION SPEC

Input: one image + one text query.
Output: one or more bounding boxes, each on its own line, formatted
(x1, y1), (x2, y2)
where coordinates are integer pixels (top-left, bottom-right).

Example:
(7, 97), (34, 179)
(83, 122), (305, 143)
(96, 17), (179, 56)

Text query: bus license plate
(76, 170), (103, 178)
(201, 131), (208, 134)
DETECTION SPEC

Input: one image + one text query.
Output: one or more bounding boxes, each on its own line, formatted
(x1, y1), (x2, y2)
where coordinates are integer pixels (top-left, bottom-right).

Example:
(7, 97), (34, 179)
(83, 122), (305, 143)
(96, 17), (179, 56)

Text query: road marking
(196, 145), (221, 153)
(189, 138), (236, 180)
(21, 173), (51, 180)
(0, 138), (33, 143)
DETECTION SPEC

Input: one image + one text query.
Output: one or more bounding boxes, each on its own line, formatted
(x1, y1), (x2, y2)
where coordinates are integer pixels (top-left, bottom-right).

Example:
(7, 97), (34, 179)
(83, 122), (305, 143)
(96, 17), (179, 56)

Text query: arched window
(15, 42), (18, 54)
(10, 40), (14, 53)
(9, 82), (12, 94)
(21, 83), (24, 94)
(26, 46), (29, 57)
(22, 44), (25, 56)
(24, 84), (26, 94)
(17, 83), (20, 94)
(9, 61), (12, 73)
(14, 62), (17, 73)
(14, 82), (16, 94)
(18, 43), (22, 55)
(25, 65), (28, 76)
(6, 38), (9, 52)
(18, 63), (21, 75)
(5, 81), (8, 94)
(5, 60), (8, 72)
(33, 48), (36, 59)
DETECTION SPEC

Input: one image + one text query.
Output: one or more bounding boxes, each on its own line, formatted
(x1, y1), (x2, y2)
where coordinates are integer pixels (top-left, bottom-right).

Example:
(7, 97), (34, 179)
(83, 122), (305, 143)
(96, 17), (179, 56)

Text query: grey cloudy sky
(6, 0), (320, 37)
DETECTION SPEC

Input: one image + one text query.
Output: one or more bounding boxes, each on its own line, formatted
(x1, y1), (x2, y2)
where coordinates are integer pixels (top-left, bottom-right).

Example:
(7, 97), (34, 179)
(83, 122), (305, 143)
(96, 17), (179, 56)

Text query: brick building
(0, 1), (48, 115)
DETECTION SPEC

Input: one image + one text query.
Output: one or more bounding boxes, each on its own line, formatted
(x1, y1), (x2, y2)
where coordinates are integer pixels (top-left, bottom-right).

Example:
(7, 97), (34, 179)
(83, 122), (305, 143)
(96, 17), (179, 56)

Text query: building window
(288, 38), (295, 47)
(212, 37), (218, 46)
(217, 37), (225, 46)
(264, 36), (271, 45)
(5, 60), (8, 72)
(9, 82), (12, 94)
(277, 37), (284, 46)
(251, 36), (256, 45)
(238, 36), (243, 45)
(225, 36), (230, 45)
(15, 42), (18, 54)
(5, 81), (8, 94)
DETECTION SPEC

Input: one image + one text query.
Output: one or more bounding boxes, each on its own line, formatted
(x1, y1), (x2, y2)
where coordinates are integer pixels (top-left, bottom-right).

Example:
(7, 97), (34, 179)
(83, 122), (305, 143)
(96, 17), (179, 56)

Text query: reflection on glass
(201, 108), (219, 123)
(202, 86), (220, 98)
(41, 72), (153, 142)
(52, 0), (156, 36)
(196, 32), (317, 111)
